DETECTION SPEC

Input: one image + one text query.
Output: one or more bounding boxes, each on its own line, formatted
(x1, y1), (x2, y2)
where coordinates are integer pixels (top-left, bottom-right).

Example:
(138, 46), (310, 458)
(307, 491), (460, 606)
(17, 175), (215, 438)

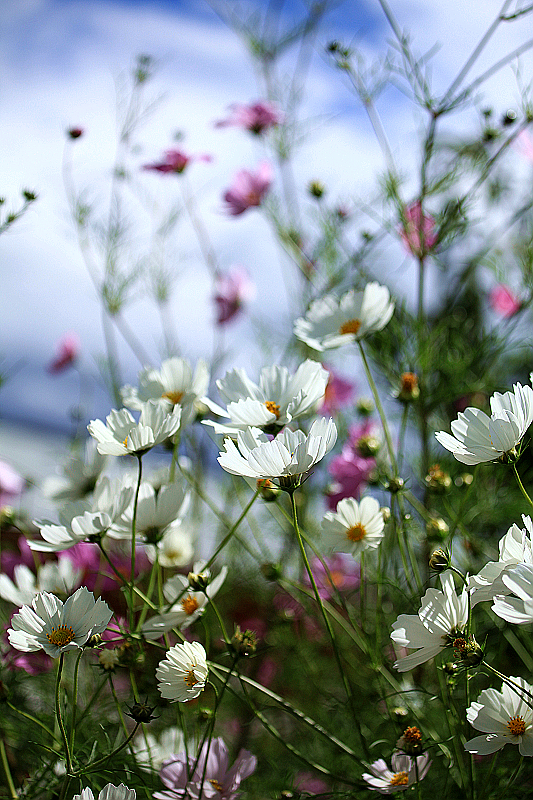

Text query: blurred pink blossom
(223, 162), (272, 215)
(295, 772), (330, 795)
(516, 129), (533, 163)
(489, 284), (521, 317)
(399, 201), (437, 257)
(215, 101), (283, 134)
(319, 369), (355, 415)
(48, 332), (80, 374)
(214, 266), (255, 325)
(326, 420), (379, 510)
(0, 461), (25, 510)
(304, 554), (360, 601)
(143, 149), (212, 174)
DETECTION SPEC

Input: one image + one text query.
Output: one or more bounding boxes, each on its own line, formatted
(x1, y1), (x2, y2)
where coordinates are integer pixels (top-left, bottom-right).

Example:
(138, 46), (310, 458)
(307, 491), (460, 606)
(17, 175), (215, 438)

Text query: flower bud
(308, 180), (325, 199)
(386, 477), (404, 494)
(396, 372), (420, 402)
(396, 726), (423, 755)
(126, 700), (157, 724)
(98, 648), (120, 672)
(67, 127), (84, 139)
(429, 548), (450, 572)
(356, 397), (374, 416)
(425, 463), (452, 493)
(453, 635), (484, 668)
(231, 625), (258, 657)
(356, 434), (381, 458)
(426, 516), (449, 541)
(188, 570), (211, 592)
(257, 478), (279, 502)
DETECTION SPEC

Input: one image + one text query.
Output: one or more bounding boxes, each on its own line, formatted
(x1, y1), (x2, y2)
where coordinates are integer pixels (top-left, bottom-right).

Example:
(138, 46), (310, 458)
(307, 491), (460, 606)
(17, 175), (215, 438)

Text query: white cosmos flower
(30, 477), (133, 552)
(362, 752), (431, 793)
(73, 784), (136, 800)
(132, 726), (185, 771)
(43, 438), (108, 503)
(492, 563), (533, 624)
(467, 516), (533, 606)
(391, 571), (468, 672)
(218, 417), (337, 488)
(156, 640), (208, 702)
(142, 564), (227, 638)
(109, 481), (190, 543)
(0, 560), (81, 606)
(202, 360), (329, 435)
(465, 677), (533, 756)
(322, 496), (386, 558)
(145, 524), (195, 568)
(8, 586), (113, 658)
(435, 383), (533, 465)
(293, 282), (394, 351)
(121, 357), (209, 427)
(88, 400), (181, 456)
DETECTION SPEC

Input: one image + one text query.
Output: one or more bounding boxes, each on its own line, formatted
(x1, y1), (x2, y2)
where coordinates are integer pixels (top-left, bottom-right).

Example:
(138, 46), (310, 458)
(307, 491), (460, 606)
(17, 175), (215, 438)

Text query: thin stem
(130, 454), (143, 629)
(358, 341), (398, 474)
(69, 649), (84, 755)
(513, 463), (533, 509)
(0, 739), (17, 800)
(289, 491), (369, 759)
(6, 701), (59, 742)
(55, 653), (73, 775)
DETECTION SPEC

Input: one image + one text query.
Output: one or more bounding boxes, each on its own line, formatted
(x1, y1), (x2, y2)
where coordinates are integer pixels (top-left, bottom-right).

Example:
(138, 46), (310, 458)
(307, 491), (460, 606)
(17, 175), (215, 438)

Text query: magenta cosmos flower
(223, 162), (272, 215)
(319, 368), (355, 415)
(399, 202), (437, 257)
(48, 332), (80, 373)
(143, 149), (212, 175)
(213, 266), (255, 325)
(489, 284), (521, 318)
(154, 737), (257, 800)
(215, 101), (283, 134)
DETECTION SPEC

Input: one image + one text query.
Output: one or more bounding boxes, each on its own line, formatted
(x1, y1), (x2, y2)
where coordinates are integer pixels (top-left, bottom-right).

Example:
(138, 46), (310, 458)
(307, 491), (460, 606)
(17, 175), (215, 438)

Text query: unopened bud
(85, 633), (102, 648)
(429, 548), (450, 572)
(356, 397), (374, 416)
(188, 570), (210, 592)
(126, 700), (157, 724)
(67, 127), (84, 139)
(453, 635), (484, 668)
(308, 180), (325, 199)
(396, 372), (420, 402)
(387, 477), (404, 494)
(381, 506), (391, 523)
(356, 435), (381, 457)
(231, 625), (258, 657)
(426, 516), (449, 541)
(257, 478), (279, 502)
(425, 463), (452, 493)
(98, 648), (120, 672)
(261, 562), (282, 581)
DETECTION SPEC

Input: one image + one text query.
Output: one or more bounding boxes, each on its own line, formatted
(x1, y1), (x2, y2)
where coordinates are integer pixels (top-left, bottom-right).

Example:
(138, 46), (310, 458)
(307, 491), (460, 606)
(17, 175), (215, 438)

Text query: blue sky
(1, 0), (533, 435)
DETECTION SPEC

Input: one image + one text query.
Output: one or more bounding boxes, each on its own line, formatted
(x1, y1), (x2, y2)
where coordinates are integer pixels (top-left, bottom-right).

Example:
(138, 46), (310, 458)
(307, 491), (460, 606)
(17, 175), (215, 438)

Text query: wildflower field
(4, 1), (533, 798)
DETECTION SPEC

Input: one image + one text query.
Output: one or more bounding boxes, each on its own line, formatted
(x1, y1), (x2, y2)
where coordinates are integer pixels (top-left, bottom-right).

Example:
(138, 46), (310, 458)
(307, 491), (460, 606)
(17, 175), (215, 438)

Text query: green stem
(0, 739), (17, 800)
(513, 463), (533, 509)
(130, 454), (143, 629)
(69, 649), (84, 755)
(79, 723), (140, 774)
(358, 341), (398, 474)
(289, 491), (368, 758)
(6, 701), (59, 742)
(482, 662), (533, 710)
(55, 653), (73, 775)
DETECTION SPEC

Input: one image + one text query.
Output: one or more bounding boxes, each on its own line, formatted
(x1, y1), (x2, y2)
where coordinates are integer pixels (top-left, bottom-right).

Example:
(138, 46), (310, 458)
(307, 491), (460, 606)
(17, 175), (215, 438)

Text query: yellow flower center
(181, 595), (200, 616)
(209, 780), (224, 792)
(390, 771), (409, 787)
(402, 726), (422, 745)
(346, 523), (367, 542)
(507, 715), (526, 736)
(46, 625), (75, 648)
(339, 319), (361, 336)
(162, 390), (184, 405)
(264, 400), (281, 418)
(123, 436), (128, 448)
(184, 669), (198, 688)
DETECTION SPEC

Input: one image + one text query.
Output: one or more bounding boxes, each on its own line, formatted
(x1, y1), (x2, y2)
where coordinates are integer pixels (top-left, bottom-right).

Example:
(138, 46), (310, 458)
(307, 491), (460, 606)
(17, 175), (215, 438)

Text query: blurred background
(2, 0), (533, 511)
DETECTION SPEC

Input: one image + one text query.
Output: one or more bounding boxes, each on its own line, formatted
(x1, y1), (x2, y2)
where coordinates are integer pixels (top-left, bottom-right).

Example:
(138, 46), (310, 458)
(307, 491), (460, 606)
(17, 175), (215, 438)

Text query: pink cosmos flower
(304, 554), (360, 601)
(155, 737), (256, 800)
(48, 332), (80, 373)
(0, 461), (25, 511)
(319, 369), (355, 415)
(213, 266), (255, 325)
(399, 202), (437, 257)
(295, 772), (330, 795)
(215, 101), (283, 134)
(326, 421), (379, 510)
(223, 162), (272, 215)
(143, 149), (212, 175)
(1, 536), (36, 580)
(489, 284), (521, 318)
